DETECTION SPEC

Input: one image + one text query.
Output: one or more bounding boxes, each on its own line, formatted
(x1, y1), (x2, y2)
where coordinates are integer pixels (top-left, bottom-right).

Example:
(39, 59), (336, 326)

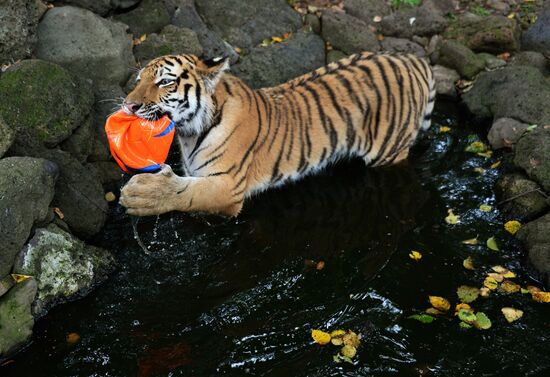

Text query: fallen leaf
(234, 47), (242, 54)
(425, 307), (444, 316)
(490, 160), (501, 169)
(458, 308), (476, 324)
(507, 12), (516, 19)
(476, 150), (493, 158)
(459, 321), (472, 329)
(316, 261), (325, 270)
(480, 287), (491, 297)
(271, 36), (284, 43)
(445, 209), (460, 224)
(479, 204), (492, 212)
(501, 307), (523, 323)
(463, 256), (475, 270)
(409, 250), (422, 261)
(486, 237), (500, 251)
(66, 332), (81, 345)
(455, 303), (472, 314)
(504, 220), (521, 235)
(330, 330), (345, 345)
(484, 277), (498, 290)
(520, 288), (529, 294)
(500, 280), (521, 293)
(527, 285), (541, 294)
(473, 167), (486, 174)
(105, 192), (116, 202)
(474, 312), (492, 330)
(373, 15), (382, 22)
(53, 207), (64, 219)
(457, 286), (479, 303)
(487, 273), (504, 283)
(11, 274), (32, 283)
(439, 126), (451, 133)
(462, 236), (478, 245)
(341, 345), (357, 358)
(429, 296), (451, 311)
(408, 314), (435, 323)
(311, 329), (331, 345)
(342, 331), (361, 348)
(532, 291), (550, 303)
(526, 124), (538, 132)
(465, 141), (488, 154)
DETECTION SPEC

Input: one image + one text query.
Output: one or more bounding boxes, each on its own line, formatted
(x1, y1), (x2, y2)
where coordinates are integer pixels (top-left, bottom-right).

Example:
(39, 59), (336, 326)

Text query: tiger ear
(198, 56), (229, 93)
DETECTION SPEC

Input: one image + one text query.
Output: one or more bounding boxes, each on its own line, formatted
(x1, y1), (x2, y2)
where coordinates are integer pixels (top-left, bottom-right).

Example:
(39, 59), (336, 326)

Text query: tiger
(119, 52), (435, 217)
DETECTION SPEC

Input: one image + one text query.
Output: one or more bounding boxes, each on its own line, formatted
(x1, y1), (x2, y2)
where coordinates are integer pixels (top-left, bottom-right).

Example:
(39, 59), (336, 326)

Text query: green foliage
(470, 5), (491, 17)
(392, 0), (422, 8)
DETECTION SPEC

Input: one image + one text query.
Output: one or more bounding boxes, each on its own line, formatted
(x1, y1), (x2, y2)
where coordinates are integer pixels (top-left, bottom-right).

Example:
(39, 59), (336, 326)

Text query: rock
(432, 65), (460, 99)
(52, 0), (141, 16)
(0, 279), (37, 359)
(60, 116), (95, 163)
(87, 161), (123, 185)
(13, 224), (114, 316)
(487, 0), (510, 14)
(134, 25), (203, 65)
(321, 10), (380, 55)
(304, 13), (321, 34)
(380, 4), (448, 39)
(0, 60), (94, 153)
(422, 0), (458, 15)
(0, 276), (15, 298)
(514, 126), (550, 192)
(488, 118), (531, 149)
(114, 0), (171, 37)
(444, 14), (520, 53)
(511, 51), (550, 76)
(434, 40), (485, 79)
(462, 66), (550, 125)
(522, 0), (550, 54)
(495, 173), (549, 221)
(517, 213), (550, 289)
(326, 49), (347, 64)
(477, 52), (507, 69)
(194, 0), (302, 50)
(344, 0), (390, 25)
(36, 6), (135, 87)
(380, 37), (425, 57)
(0, 157), (58, 277)
(232, 31), (325, 89)
(172, 0), (238, 63)
(42, 149), (108, 238)
(0, 114), (15, 158)
(0, 0), (46, 65)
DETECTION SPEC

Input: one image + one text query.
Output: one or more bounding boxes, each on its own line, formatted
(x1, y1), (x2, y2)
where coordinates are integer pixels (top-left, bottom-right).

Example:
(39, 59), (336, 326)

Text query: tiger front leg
(120, 165), (244, 217)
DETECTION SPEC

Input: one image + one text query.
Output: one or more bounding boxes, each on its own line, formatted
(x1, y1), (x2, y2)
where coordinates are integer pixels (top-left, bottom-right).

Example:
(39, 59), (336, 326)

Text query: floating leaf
(425, 307), (444, 316)
(473, 167), (486, 174)
(504, 220), (521, 235)
(11, 274), (32, 283)
(457, 286), (479, 303)
(465, 141), (488, 153)
(462, 236), (478, 245)
(501, 307), (523, 323)
(474, 312), (492, 330)
(311, 329), (331, 345)
(342, 331), (361, 348)
(490, 160), (501, 169)
(408, 314), (435, 323)
(487, 272), (504, 282)
(458, 308), (476, 324)
(455, 303), (472, 314)
(500, 280), (521, 293)
(439, 126), (451, 133)
(316, 261), (325, 270)
(429, 296), (451, 311)
(484, 277), (498, 290)
(66, 332), (81, 345)
(527, 285), (541, 294)
(409, 250), (422, 261)
(341, 345), (357, 358)
(463, 256), (475, 270)
(476, 150), (493, 158)
(445, 209), (460, 224)
(479, 204), (492, 212)
(104, 192), (116, 202)
(480, 287), (491, 297)
(532, 291), (550, 303)
(521, 288), (529, 294)
(486, 237), (500, 251)
(330, 330), (345, 345)
(459, 321), (473, 329)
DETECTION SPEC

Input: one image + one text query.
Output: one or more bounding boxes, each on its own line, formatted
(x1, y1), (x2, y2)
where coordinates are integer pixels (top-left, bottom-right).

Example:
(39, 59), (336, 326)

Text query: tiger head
(123, 54), (229, 137)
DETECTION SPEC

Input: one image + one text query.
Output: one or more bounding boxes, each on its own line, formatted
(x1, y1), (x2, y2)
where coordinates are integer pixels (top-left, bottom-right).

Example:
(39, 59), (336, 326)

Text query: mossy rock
(0, 60), (93, 151)
(514, 127), (550, 192)
(435, 40), (485, 79)
(0, 114), (15, 158)
(114, 0), (170, 37)
(134, 25), (203, 65)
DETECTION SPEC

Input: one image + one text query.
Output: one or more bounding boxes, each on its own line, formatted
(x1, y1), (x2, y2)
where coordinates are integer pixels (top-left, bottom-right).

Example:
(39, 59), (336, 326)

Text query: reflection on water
(3, 103), (550, 377)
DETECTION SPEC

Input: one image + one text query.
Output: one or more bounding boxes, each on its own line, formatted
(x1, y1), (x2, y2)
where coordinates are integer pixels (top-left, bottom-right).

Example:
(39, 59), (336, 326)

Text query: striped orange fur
(120, 52), (435, 216)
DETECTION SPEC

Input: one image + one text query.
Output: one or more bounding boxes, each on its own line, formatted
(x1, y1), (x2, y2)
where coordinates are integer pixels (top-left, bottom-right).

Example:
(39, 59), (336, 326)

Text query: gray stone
(0, 60), (94, 153)
(52, 0), (141, 16)
(134, 25), (203, 65)
(488, 117), (531, 149)
(380, 4), (448, 39)
(326, 49), (347, 64)
(434, 40), (485, 79)
(36, 6), (136, 87)
(87, 161), (124, 185)
(495, 173), (549, 221)
(321, 10), (380, 55)
(114, 0), (171, 37)
(380, 37), (425, 57)
(514, 126), (550, 192)
(463, 66), (550, 125)
(344, 0), (390, 25)
(422, 0), (458, 15)
(522, 0), (550, 54)
(444, 14), (520, 53)
(0, 275), (15, 299)
(172, 0), (238, 63)
(517, 213), (550, 289)
(487, 0), (510, 14)
(13, 224), (114, 316)
(477, 52), (507, 69)
(511, 51), (550, 76)
(0, 157), (58, 277)
(432, 65), (460, 99)
(232, 31), (325, 89)
(0, 0), (46, 65)
(60, 115), (95, 163)
(0, 279), (37, 359)
(0, 114), (15, 158)
(195, 0), (302, 50)
(304, 13), (321, 34)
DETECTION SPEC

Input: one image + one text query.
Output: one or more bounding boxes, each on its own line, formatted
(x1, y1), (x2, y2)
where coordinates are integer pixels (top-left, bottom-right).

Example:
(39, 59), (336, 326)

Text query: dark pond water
(3, 102), (550, 377)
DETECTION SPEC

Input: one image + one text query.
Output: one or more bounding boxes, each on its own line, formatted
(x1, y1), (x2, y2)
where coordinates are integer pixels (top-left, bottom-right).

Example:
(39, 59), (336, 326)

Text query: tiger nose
(123, 102), (142, 114)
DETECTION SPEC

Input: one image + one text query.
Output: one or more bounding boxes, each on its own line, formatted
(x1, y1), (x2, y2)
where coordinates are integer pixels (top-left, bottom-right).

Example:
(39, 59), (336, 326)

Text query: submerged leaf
(425, 307), (444, 316)
(457, 286), (480, 303)
(465, 141), (488, 153)
(463, 256), (475, 270)
(504, 220), (522, 235)
(458, 308), (476, 324)
(474, 312), (492, 330)
(429, 296), (451, 311)
(484, 277), (498, 290)
(459, 321), (473, 329)
(500, 280), (521, 293)
(311, 330), (331, 345)
(341, 345), (357, 358)
(479, 204), (492, 212)
(445, 209), (460, 224)
(486, 237), (500, 251)
(462, 236), (479, 245)
(439, 126), (452, 133)
(501, 307), (523, 323)
(409, 250), (422, 261)
(408, 314), (435, 323)
(455, 303), (472, 314)
(490, 160), (501, 169)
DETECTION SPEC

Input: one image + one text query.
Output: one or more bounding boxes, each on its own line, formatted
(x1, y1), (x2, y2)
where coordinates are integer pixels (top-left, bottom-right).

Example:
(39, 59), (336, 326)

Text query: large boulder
(511, 51), (550, 76)
(13, 224), (114, 316)
(232, 31), (325, 89)
(321, 10), (380, 55)
(59, 115), (95, 163)
(36, 6), (135, 87)
(0, 279), (37, 359)
(134, 25), (203, 65)
(51, 0), (141, 16)
(495, 173), (549, 221)
(380, 37), (425, 57)
(0, 0), (46, 65)
(344, 0), (390, 25)
(194, 0), (302, 50)
(517, 213), (550, 289)
(0, 115), (15, 158)
(114, 0), (171, 37)
(172, 0), (238, 63)
(522, 0), (550, 54)
(514, 127), (550, 192)
(380, 4), (448, 39)
(488, 118), (531, 149)
(432, 65), (460, 99)
(444, 14), (521, 54)
(0, 60), (94, 154)
(462, 66), (550, 125)
(0, 157), (58, 277)
(434, 40), (485, 79)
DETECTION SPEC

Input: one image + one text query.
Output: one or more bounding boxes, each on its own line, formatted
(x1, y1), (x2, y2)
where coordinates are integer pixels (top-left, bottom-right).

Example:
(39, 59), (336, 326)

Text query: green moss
(470, 5), (491, 17)
(391, 0), (421, 9)
(157, 45), (172, 56)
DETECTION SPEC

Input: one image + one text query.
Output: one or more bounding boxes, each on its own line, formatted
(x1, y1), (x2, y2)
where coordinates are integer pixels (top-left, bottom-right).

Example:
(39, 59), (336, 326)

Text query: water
(3, 102), (549, 376)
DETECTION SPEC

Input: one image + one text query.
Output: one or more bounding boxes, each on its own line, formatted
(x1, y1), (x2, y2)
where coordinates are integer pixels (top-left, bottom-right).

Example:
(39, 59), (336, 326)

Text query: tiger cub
(120, 52), (435, 216)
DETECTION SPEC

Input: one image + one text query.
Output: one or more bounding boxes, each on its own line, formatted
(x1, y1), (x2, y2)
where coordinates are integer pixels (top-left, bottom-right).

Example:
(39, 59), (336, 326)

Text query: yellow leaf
(342, 331), (361, 348)
(455, 303), (472, 314)
(476, 150), (493, 158)
(479, 204), (492, 212)
(330, 329), (346, 345)
(500, 280), (521, 293)
(480, 287), (491, 297)
(486, 237), (499, 251)
(484, 277), (498, 290)
(501, 307), (523, 323)
(341, 345), (357, 358)
(465, 141), (488, 153)
(463, 256), (475, 270)
(462, 236), (478, 245)
(53, 207), (64, 219)
(506, 12), (516, 19)
(532, 291), (550, 303)
(11, 274), (32, 283)
(445, 209), (460, 224)
(487, 272), (504, 282)
(492, 265), (516, 278)
(311, 329), (331, 345)
(425, 307), (444, 316)
(439, 126), (451, 133)
(527, 285), (541, 294)
(234, 47), (242, 54)
(271, 36), (283, 43)
(66, 332), (81, 345)
(428, 296), (451, 311)
(504, 220), (521, 235)
(490, 160), (501, 169)
(409, 250), (422, 261)
(104, 192), (116, 202)
(316, 261), (325, 270)
(473, 167), (486, 174)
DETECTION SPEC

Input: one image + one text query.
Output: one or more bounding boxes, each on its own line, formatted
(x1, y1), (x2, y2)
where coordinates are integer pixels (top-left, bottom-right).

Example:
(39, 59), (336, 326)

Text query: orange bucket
(105, 111), (175, 173)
